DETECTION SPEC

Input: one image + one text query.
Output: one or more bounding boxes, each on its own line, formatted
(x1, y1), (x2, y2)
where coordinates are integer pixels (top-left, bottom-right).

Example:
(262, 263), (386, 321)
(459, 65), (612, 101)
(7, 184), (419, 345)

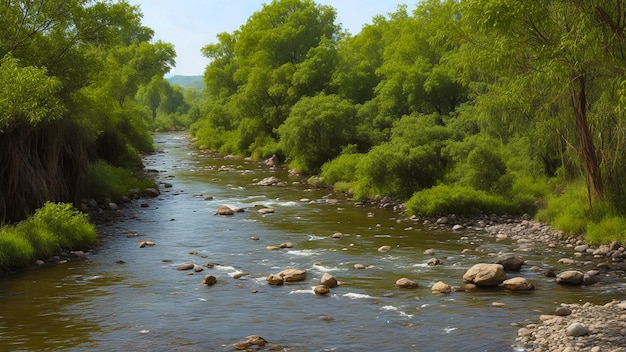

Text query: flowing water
(1, 132), (625, 352)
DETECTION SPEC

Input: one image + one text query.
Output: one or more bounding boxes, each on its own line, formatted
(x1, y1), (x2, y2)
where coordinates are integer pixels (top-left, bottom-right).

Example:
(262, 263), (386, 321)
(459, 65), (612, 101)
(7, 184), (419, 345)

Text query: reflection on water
(1, 132), (624, 351)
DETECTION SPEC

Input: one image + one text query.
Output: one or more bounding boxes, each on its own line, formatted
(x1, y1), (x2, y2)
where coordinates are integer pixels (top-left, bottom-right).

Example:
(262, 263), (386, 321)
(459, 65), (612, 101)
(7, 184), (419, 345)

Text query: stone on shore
(256, 176), (281, 186)
(463, 263), (506, 287)
(233, 335), (267, 350)
(566, 322), (590, 337)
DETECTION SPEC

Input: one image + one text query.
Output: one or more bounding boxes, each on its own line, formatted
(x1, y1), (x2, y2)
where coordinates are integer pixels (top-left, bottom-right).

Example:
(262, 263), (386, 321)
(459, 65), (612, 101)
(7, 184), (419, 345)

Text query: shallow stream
(1, 132), (624, 351)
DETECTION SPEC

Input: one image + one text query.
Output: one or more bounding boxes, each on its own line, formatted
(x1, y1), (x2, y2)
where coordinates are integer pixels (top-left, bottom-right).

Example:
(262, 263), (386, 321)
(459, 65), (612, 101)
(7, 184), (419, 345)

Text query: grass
(0, 202), (98, 272)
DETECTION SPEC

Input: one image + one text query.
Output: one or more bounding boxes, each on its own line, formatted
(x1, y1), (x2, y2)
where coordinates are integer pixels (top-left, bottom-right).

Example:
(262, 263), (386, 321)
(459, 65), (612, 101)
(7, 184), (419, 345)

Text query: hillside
(166, 75), (204, 91)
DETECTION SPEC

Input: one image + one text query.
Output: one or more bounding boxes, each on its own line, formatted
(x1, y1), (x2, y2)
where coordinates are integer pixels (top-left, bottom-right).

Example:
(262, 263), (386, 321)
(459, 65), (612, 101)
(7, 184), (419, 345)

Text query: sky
(126, 0), (407, 76)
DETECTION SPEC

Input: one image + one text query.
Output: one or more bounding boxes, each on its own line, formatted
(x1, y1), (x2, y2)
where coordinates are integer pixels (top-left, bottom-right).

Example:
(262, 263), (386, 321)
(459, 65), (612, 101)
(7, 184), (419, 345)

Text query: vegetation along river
(1, 132), (625, 352)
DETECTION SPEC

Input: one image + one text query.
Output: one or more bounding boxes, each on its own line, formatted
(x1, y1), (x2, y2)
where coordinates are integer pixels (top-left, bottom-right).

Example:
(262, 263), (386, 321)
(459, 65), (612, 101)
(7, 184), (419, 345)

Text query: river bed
(1, 132), (624, 351)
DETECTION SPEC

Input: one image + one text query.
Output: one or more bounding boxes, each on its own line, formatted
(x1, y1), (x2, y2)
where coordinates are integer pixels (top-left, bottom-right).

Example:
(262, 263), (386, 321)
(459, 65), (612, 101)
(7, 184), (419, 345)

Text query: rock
(314, 285), (330, 295)
(463, 263), (506, 287)
(138, 241), (155, 248)
(279, 242), (292, 248)
(331, 232), (343, 239)
(495, 256), (525, 271)
(177, 263), (195, 271)
(555, 306), (572, 316)
(320, 273), (338, 288)
(583, 273), (600, 285)
(566, 322), (590, 337)
(215, 205), (235, 215)
(201, 275), (217, 286)
(556, 270), (584, 285)
(142, 188), (160, 197)
(264, 154), (280, 167)
(427, 258), (441, 266)
(266, 274), (284, 285)
(436, 217), (448, 224)
(378, 245), (392, 252)
(354, 263), (366, 269)
(431, 281), (452, 294)
(278, 268), (307, 282)
(258, 208), (274, 214)
(233, 335), (267, 350)
(395, 278), (419, 288)
(574, 244), (589, 252)
(108, 202), (119, 211)
(502, 277), (534, 291)
(452, 224), (465, 231)
(256, 176), (281, 186)
(423, 248), (435, 255)
(266, 245), (281, 250)
(558, 258), (576, 265)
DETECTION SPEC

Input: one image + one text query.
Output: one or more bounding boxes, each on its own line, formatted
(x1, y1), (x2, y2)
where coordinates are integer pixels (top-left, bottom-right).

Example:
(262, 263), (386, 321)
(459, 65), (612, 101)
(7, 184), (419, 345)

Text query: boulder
(201, 275), (217, 286)
(463, 263), (506, 287)
(378, 245), (392, 252)
(278, 268), (307, 282)
(215, 206), (235, 215)
(431, 281), (452, 294)
(256, 176), (281, 186)
(495, 256), (525, 271)
(395, 278), (419, 288)
(314, 285), (330, 295)
(331, 232), (343, 239)
(264, 154), (280, 167)
(320, 273), (338, 288)
(177, 263), (195, 271)
(583, 273), (600, 285)
(566, 322), (590, 337)
(427, 258), (441, 266)
(502, 277), (534, 291)
(258, 208), (274, 214)
(266, 274), (284, 285)
(233, 335), (267, 350)
(142, 188), (160, 197)
(354, 263), (366, 269)
(555, 306), (572, 316)
(423, 248), (435, 255)
(556, 270), (584, 285)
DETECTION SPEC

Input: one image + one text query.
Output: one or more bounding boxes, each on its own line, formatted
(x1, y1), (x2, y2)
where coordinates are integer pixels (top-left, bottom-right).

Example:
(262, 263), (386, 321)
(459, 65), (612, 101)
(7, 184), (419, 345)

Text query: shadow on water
(1, 132), (624, 352)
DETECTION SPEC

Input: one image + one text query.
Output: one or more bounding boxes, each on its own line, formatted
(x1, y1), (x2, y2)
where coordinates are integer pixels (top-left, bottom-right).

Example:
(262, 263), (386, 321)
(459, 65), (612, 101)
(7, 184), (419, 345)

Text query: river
(1, 132), (624, 351)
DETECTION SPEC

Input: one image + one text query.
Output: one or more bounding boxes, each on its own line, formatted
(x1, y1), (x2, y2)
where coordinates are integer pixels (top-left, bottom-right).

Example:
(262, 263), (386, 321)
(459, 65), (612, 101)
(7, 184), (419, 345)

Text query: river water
(1, 132), (624, 352)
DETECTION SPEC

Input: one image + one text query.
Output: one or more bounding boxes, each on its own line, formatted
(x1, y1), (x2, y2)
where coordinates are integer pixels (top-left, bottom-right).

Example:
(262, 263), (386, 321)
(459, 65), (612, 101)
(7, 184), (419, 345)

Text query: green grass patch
(535, 182), (590, 235)
(586, 216), (626, 245)
(0, 202), (98, 272)
(82, 160), (157, 202)
(406, 184), (525, 217)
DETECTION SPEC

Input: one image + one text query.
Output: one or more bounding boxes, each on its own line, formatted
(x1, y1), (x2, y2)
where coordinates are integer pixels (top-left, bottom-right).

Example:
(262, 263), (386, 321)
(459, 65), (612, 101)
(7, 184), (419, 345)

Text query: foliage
(278, 94), (357, 173)
(0, 202), (97, 272)
(535, 182), (591, 235)
(82, 160), (156, 202)
(586, 216), (626, 245)
(406, 184), (525, 217)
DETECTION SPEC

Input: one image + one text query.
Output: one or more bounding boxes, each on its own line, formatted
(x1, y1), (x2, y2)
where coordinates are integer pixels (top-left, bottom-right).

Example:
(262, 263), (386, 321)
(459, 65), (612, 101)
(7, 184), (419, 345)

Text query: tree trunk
(571, 73), (603, 200)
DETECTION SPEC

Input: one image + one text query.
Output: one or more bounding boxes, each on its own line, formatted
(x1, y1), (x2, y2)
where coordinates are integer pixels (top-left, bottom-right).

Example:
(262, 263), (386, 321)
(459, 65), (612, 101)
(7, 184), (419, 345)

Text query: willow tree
(463, 0), (626, 210)
(0, 0), (173, 222)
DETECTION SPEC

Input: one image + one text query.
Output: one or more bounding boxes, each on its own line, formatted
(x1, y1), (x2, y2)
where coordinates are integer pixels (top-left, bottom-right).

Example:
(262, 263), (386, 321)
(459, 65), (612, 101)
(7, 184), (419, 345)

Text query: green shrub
(0, 202), (98, 272)
(535, 183), (590, 235)
(31, 202), (98, 250)
(82, 160), (157, 202)
(0, 227), (35, 271)
(586, 216), (626, 245)
(406, 184), (523, 217)
(320, 152), (363, 186)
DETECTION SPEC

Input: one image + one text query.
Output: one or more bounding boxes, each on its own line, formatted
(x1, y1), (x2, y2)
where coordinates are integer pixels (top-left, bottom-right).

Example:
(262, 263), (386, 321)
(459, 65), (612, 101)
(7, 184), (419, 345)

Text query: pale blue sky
(126, 0), (407, 76)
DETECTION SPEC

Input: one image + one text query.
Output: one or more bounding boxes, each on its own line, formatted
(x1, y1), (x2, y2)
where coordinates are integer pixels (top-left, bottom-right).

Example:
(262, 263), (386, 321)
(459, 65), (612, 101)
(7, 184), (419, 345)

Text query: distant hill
(166, 75), (204, 91)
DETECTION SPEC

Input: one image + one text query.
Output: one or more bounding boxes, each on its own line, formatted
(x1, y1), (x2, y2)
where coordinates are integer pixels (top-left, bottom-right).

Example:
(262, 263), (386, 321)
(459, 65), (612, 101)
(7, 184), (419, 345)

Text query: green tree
(278, 94), (356, 173)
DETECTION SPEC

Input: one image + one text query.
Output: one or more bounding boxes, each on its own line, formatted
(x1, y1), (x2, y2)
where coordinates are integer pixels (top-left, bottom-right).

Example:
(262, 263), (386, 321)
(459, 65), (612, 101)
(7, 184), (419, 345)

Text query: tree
(278, 94), (356, 173)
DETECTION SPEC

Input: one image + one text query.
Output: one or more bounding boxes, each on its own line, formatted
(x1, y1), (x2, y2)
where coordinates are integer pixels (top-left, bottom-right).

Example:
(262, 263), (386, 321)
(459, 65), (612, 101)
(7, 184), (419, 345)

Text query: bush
(535, 183), (590, 235)
(406, 184), (524, 217)
(0, 202), (97, 271)
(586, 216), (626, 245)
(82, 160), (157, 202)
(0, 227), (35, 271)
(320, 152), (363, 186)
